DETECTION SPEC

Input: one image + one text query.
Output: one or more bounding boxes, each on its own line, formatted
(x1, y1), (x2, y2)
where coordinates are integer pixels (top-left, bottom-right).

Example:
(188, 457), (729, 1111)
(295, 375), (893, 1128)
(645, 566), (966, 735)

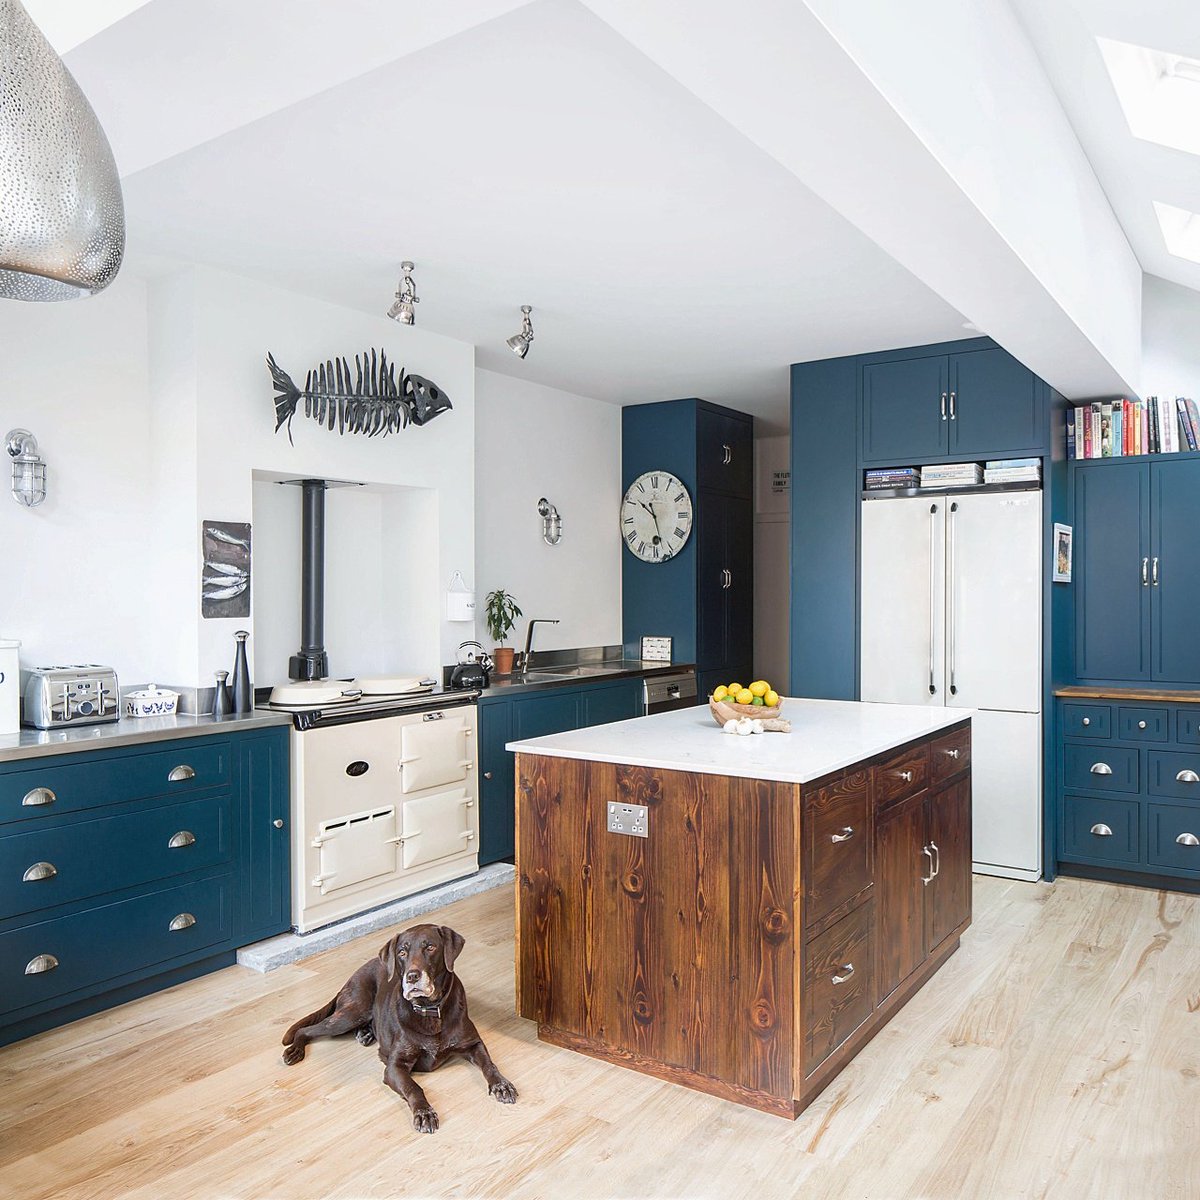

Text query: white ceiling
(51, 0), (974, 434)
(1013, 0), (1200, 296)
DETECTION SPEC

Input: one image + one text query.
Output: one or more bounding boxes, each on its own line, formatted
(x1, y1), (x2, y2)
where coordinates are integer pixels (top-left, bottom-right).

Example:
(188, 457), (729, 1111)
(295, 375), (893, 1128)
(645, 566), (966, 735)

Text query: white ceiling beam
(580, 0), (1142, 399)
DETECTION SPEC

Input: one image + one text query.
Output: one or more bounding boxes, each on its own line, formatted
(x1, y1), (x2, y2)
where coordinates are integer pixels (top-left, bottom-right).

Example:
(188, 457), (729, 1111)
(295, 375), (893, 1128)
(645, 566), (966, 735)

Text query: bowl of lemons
(708, 679), (782, 725)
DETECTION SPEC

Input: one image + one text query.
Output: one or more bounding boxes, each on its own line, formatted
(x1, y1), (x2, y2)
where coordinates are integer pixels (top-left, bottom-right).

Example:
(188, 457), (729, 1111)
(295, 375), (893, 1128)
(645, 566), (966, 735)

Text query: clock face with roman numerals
(620, 471), (693, 563)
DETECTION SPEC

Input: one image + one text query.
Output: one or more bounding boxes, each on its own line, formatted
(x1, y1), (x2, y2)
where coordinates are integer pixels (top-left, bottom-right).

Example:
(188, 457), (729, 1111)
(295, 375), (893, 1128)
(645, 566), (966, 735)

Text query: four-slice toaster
(22, 664), (120, 729)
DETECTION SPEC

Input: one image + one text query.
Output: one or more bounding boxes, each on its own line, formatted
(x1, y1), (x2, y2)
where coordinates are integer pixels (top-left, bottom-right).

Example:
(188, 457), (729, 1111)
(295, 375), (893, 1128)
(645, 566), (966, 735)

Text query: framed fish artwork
(201, 521), (251, 618)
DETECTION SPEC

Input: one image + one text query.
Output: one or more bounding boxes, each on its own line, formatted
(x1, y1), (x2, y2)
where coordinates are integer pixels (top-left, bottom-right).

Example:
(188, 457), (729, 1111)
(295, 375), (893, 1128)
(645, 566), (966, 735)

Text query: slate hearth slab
(236, 863), (515, 973)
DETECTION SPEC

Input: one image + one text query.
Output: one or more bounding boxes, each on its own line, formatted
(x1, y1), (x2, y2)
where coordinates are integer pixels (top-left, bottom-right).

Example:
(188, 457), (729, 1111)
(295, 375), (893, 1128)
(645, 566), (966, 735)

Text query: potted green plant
(484, 589), (522, 676)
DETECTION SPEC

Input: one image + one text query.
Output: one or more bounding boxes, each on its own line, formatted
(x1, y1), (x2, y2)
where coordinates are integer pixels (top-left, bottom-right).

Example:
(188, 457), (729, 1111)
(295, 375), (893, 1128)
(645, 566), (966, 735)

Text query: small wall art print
(202, 521), (251, 618)
(1053, 523), (1073, 583)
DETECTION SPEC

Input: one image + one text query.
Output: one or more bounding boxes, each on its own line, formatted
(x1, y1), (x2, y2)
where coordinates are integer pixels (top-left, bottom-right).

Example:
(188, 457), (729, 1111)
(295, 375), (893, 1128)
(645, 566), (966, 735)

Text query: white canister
(0, 639), (19, 735)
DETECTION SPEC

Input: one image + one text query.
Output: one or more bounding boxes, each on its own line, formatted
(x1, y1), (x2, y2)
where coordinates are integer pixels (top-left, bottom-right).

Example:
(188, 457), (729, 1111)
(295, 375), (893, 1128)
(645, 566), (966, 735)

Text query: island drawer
(873, 742), (929, 810)
(804, 777), (872, 928)
(1061, 795), (1139, 864)
(1061, 704), (1111, 738)
(804, 901), (874, 1074)
(1147, 751), (1200, 800)
(1062, 744), (1139, 794)
(930, 724), (971, 786)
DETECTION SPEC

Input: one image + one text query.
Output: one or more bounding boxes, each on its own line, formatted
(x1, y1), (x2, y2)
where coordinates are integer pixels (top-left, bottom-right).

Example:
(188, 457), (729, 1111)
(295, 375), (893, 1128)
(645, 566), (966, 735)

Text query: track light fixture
(385, 261), (419, 325)
(506, 305), (535, 359)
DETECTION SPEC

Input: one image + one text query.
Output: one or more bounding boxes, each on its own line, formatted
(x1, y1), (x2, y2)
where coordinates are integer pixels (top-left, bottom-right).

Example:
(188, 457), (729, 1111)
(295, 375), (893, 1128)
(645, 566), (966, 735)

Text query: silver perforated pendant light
(0, 0), (125, 300)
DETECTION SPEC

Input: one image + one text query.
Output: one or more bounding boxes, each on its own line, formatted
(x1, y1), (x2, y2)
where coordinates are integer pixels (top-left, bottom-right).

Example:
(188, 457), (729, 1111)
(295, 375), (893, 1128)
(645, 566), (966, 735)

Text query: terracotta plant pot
(492, 646), (515, 676)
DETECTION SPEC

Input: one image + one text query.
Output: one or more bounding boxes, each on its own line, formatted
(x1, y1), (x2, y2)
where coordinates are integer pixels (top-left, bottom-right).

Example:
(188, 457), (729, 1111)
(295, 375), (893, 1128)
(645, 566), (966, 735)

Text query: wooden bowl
(709, 696), (783, 726)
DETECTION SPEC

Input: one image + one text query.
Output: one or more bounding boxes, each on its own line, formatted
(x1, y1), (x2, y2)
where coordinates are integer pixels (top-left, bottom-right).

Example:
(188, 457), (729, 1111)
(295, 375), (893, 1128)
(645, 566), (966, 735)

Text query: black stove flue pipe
(288, 478), (329, 681)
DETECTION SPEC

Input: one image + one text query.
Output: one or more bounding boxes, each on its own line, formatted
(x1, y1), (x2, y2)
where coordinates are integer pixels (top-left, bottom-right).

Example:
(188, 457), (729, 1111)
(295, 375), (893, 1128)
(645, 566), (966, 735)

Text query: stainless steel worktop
(478, 659), (695, 698)
(0, 709), (295, 764)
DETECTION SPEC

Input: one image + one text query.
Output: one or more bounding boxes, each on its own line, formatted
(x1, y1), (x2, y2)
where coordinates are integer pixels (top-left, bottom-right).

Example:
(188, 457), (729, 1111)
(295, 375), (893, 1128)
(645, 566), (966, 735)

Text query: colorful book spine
(1066, 409), (1076, 459)
(1092, 404), (1102, 457)
(1082, 407), (1092, 458)
(1112, 401), (1123, 457)
(1149, 396), (1160, 453)
(1124, 399), (1133, 455)
(1188, 399), (1200, 450)
(1140, 401), (1148, 455)
(1178, 398), (1198, 451)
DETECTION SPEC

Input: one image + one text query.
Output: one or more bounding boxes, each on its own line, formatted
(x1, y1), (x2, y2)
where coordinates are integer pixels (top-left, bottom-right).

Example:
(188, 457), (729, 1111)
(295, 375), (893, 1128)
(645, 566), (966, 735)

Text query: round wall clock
(621, 471), (693, 562)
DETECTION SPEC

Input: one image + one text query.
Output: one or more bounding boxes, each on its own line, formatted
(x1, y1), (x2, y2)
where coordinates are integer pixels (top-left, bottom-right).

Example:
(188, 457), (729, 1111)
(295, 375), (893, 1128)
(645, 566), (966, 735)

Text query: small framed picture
(1053, 523), (1073, 583)
(640, 635), (673, 662)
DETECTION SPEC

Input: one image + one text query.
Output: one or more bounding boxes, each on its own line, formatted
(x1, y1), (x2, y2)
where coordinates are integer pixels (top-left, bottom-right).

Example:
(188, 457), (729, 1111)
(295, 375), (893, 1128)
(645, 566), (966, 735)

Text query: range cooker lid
(351, 675), (429, 696)
(268, 680), (363, 708)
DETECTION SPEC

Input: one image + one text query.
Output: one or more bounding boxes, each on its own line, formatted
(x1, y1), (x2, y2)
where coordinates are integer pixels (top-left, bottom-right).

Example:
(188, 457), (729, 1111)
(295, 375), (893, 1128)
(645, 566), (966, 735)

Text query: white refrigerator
(860, 491), (1042, 879)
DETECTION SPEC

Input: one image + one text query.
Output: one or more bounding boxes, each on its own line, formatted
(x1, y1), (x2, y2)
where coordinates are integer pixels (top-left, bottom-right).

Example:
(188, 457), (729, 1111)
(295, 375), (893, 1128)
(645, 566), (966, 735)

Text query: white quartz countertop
(507, 697), (973, 785)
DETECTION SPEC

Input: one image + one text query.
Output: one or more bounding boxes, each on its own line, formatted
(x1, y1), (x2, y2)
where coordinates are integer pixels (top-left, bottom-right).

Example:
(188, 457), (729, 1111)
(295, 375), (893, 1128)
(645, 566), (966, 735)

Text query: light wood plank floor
(2, 874), (1198, 1200)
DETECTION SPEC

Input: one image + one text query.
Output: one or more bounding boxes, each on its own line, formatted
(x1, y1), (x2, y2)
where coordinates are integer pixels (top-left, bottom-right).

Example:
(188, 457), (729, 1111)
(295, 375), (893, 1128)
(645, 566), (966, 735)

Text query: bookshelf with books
(1067, 396), (1200, 460)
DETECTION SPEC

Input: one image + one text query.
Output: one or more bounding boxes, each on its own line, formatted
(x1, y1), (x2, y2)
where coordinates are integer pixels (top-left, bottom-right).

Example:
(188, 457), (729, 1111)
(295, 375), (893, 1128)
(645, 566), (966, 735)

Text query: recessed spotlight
(385, 261), (419, 325)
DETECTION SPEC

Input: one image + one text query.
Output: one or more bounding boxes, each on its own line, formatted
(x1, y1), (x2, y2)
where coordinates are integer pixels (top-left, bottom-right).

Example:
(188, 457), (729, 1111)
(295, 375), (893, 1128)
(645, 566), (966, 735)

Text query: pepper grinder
(211, 670), (233, 718)
(232, 630), (252, 714)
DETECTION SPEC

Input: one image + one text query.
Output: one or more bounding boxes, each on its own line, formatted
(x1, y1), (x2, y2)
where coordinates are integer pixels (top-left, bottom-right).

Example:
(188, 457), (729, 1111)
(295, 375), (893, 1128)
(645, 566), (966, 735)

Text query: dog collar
(408, 975), (453, 1019)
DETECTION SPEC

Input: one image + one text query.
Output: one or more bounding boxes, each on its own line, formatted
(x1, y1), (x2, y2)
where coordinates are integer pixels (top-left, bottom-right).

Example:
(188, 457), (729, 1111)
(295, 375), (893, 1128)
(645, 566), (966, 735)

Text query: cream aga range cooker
(267, 676), (480, 933)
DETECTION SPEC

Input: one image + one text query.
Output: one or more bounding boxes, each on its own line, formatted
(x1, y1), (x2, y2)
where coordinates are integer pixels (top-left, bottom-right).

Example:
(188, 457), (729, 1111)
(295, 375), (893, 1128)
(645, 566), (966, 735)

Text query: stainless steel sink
(520, 665), (628, 680)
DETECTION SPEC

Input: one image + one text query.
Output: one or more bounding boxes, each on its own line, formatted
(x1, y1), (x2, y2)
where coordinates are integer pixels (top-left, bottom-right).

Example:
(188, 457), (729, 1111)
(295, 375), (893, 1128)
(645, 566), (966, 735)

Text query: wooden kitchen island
(510, 699), (973, 1118)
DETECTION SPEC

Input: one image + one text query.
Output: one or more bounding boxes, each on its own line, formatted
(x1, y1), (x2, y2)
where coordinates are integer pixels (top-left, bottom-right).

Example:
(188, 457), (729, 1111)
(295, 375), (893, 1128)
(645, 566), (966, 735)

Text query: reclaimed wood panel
(875, 790), (927, 1002)
(873, 741), (930, 809)
(804, 898), (875, 1072)
(804, 777), (872, 927)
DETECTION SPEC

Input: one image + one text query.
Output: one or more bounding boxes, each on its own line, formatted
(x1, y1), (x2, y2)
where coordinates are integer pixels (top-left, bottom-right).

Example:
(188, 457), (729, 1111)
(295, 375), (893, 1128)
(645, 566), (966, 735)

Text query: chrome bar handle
(948, 501), (958, 696)
(831, 827), (855, 843)
(831, 963), (855, 985)
(722, 443), (732, 465)
(921, 846), (935, 884)
(929, 503), (938, 695)
(940, 392), (947, 421)
(929, 841), (940, 878)
(1152, 556), (1159, 586)
(949, 391), (957, 420)
(1142, 557), (1149, 586)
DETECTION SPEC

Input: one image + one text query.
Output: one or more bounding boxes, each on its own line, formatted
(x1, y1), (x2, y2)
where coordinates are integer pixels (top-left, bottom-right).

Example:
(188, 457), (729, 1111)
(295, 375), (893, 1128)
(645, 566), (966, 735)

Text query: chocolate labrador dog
(281, 923), (517, 1133)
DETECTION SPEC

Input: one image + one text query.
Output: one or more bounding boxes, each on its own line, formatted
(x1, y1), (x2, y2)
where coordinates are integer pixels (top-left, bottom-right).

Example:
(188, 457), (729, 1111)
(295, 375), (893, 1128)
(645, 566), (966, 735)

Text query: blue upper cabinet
(1152, 459), (1200, 684)
(860, 341), (1045, 465)
(697, 406), (753, 497)
(862, 354), (949, 462)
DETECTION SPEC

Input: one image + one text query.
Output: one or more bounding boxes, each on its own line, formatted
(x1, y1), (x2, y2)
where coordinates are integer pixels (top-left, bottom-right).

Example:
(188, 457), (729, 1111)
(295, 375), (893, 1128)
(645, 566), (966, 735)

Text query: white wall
(1142, 275), (1200, 401)
(0, 275), (163, 678)
(474, 369), (621, 655)
(753, 435), (789, 692)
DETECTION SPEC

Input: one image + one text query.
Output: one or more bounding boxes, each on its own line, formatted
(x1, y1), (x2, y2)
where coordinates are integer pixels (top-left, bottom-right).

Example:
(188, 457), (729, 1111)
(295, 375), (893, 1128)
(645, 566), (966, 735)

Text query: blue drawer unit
(1147, 805), (1200, 873)
(1061, 704), (1111, 738)
(1117, 707), (1169, 742)
(0, 725), (290, 1046)
(1062, 744), (1139, 794)
(1062, 795), (1140, 864)
(1147, 750), (1200, 800)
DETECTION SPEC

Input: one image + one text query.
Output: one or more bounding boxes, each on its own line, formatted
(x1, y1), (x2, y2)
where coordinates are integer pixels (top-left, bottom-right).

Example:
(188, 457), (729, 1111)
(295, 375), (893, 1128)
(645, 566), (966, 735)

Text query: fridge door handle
(948, 502), (958, 696)
(1142, 557), (1149, 586)
(929, 503), (938, 696)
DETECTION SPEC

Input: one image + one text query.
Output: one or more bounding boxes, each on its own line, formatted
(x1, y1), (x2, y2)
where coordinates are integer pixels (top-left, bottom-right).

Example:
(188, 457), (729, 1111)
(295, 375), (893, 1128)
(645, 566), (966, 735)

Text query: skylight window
(1154, 201), (1200, 266)
(1098, 36), (1200, 158)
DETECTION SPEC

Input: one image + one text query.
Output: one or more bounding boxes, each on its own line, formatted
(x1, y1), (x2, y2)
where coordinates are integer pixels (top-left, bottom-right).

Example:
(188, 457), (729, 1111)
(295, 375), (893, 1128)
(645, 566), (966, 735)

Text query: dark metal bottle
(211, 670), (233, 718)
(232, 630), (252, 714)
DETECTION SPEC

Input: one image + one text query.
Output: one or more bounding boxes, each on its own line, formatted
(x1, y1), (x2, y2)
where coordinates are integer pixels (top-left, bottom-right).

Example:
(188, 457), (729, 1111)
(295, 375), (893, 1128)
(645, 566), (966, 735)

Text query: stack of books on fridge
(1067, 396), (1200, 458)
(864, 467), (919, 490)
(920, 462), (983, 489)
(983, 458), (1041, 484)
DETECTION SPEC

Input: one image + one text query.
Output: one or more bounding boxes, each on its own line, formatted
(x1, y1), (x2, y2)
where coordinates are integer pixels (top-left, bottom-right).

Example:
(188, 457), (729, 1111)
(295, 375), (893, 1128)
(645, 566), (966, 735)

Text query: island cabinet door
(924, 777), (972, 953)
(875, 791), (927, 1002)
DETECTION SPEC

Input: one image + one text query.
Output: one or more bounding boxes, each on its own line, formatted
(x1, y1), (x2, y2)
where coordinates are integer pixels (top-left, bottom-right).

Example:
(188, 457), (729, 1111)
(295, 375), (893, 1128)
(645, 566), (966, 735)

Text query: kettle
(451, 641), (490, 691)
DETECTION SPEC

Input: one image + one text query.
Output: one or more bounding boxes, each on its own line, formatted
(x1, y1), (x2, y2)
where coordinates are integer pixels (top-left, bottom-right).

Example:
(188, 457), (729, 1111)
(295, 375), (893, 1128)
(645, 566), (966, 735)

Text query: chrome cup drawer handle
(168, 912), (196, 931)
(831, 826), (855, 843)
(168, 831), (196, 849)
(168, 765), (196, 782)
(22, 861), (57, 882)
(1090, 763), (1113, 776)
(1090, 823), (1114, 837)
(1176, 833), (1200, 847)
(831, 963), (855, 985)
(22, 786), (56, 807)
(25, 953), (59, 975)
(1176, 770), (1200, 784)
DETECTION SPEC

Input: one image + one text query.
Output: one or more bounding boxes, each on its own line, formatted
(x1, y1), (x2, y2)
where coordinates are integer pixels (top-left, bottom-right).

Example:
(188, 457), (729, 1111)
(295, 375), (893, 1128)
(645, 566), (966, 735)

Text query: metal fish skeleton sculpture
(267, 348), (452, 444)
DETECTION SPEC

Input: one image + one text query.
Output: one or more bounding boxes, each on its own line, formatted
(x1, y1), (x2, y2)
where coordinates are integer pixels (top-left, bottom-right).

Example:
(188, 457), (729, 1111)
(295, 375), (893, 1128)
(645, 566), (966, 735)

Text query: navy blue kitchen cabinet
(0, 725), (290, 1046)
(860, 343), (1046, 465)
(1074, 461), (1150, 682)
(623, 398), (754, 690)
(477, 677), (646, 866)
(1073, 457), (1200, 686)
